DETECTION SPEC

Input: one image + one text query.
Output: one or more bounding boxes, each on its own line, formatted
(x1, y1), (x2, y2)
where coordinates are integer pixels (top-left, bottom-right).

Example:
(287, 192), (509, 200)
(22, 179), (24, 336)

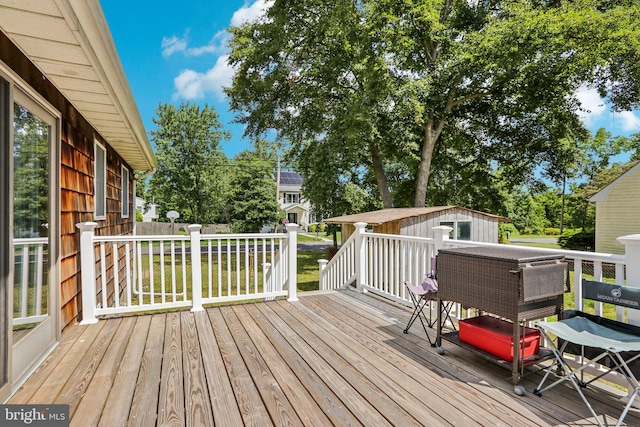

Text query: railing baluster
(227, 240), (231, 296)
(113, 242), (120, 308)
(136, 241), (143, 305)
(125, 241), (132, 307)
(207, 240), (212, 298)
(217, 240), (222, 298)
(148, 240), (154, 305)
(20, 245), (29, 318)
(160, 241), (166, 304)
(100, 242), (107, 309)
(171, 241), (176, 302)
(181, 240), (187, 301)
(35, 243), (44, 316)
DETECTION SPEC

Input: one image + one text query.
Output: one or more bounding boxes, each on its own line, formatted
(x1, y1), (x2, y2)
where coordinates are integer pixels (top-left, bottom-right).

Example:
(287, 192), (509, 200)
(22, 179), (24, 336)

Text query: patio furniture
(534, 279), (640, 427)
(403, 273), (455, 346)
(435, 247), (565, 389)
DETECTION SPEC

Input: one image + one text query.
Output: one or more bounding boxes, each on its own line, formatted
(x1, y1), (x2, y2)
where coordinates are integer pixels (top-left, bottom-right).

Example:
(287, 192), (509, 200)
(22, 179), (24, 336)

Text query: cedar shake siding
(1, 31), (134, 328)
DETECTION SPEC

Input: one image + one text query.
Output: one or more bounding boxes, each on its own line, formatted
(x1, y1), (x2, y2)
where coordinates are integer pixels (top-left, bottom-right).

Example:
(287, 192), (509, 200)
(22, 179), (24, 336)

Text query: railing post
(617, 234), (640, 326)
(77, 222), (99, 325)
(318, 259), (328, 290)
(286, 223), (299, 301)
(354, 222), (367, 293)
(433, 226), (453, 254)
(188, 224), (204, 312)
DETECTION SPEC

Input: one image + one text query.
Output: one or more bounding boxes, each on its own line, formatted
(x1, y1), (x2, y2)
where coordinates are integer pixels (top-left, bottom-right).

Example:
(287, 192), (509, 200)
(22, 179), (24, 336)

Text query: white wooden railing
(13, 237), (48, 326)
(319, 224), (640, 390)
(319, 224), (632, 317)
(77, 222), (299, 324)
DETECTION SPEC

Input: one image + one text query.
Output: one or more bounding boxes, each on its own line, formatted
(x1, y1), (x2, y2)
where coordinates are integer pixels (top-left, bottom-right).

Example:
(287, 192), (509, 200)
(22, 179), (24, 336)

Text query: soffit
(0, 0), (156, 171)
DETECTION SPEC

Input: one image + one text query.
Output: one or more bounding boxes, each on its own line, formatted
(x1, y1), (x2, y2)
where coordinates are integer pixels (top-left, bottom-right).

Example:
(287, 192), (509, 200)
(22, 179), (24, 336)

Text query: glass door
(0, 74), (9, 401)
(10, 89), (57, 386)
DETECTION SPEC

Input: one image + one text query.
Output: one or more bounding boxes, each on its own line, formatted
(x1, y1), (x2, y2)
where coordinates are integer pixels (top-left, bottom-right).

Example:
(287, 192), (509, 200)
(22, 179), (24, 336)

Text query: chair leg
(403, 293), (435, 346)
(404, 294), (427, 333)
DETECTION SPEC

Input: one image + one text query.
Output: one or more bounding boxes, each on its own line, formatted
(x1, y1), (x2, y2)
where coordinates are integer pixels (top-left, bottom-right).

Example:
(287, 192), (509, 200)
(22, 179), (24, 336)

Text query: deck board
(192, 310), (244, 426)
(98, 315), (152, 427)
(127, 313), (165, 427)
(157, 311), (185, 426)
(7, 289), (640, 426)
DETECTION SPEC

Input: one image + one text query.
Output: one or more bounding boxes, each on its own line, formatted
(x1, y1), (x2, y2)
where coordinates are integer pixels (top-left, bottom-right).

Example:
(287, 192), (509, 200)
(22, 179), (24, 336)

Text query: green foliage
(13, 105), (49, 238)
(544, 228), (561, 236)
(558, 230), (595, 251)
(308, 224), (317, 233)
(135, 209), (144, 222)
(148, 103), (230, 224)
(228, 150), (280, 233)
(227, 0), (640, 212)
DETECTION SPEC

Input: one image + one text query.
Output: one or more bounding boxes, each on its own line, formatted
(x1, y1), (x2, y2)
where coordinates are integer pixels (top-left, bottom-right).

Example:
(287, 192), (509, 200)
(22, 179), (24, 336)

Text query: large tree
(226, 0), (640, 210)
(148, 103), (230, 224)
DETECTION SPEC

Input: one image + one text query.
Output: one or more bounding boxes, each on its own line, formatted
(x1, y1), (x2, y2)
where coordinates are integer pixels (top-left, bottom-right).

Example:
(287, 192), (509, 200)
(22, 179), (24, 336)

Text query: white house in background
(135, 196), (159, 222)
(590, 161), (640, 254)
(276, 171), (313, 230)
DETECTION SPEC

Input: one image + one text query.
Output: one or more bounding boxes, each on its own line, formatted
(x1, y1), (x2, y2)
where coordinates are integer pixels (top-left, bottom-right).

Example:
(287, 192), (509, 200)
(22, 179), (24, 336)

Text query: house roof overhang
(0, 0), (156, 171)
(589, 161), (640, 202)
(323, 206), (510, 225)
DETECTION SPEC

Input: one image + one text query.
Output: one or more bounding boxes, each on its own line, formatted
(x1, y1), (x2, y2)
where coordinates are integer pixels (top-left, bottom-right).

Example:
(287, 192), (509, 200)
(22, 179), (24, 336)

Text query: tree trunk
(413, 122), (440, 207)
(369, 141), (394, 208)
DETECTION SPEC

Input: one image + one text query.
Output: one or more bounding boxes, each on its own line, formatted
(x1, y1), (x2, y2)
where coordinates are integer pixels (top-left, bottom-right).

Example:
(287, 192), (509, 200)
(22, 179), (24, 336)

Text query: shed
(589, 161), (640, 254)
(324, 206), (508, 245)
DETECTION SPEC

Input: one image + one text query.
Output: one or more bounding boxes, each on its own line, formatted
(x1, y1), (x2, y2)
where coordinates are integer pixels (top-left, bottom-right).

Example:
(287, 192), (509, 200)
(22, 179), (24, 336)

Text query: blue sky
(101, 1), (640, 160)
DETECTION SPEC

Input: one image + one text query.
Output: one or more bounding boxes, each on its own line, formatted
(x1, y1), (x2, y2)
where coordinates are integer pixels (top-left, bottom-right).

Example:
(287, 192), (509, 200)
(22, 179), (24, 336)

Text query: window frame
(94, 140), (106, 220)
(121, 165), (130, 218)
(440, 220), (473, 241)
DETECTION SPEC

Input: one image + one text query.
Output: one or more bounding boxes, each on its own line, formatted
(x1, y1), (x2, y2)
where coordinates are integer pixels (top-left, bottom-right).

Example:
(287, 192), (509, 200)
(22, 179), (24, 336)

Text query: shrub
(544, 227), (560, 236)
(558, 230), (595, 251)
(308, 223), (317, 233)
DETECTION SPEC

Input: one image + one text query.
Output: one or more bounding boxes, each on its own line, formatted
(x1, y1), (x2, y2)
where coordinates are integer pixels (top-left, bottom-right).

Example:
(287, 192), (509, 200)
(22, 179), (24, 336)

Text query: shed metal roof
(323, 206), (509, 225)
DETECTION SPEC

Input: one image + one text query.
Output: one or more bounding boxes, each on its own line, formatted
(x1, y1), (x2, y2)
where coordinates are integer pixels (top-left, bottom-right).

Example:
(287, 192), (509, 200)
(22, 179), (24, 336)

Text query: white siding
(400, 209), (499, 243)
(595, 167), (640, 254)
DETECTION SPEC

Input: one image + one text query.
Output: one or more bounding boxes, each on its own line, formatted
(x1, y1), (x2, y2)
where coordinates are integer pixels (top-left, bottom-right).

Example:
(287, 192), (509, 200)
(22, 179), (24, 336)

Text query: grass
(297, 250), (325, 291)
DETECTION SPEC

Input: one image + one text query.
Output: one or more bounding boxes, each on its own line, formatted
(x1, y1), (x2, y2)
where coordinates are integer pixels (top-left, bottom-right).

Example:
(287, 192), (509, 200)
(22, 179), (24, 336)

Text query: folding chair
(534, 279), (640, 427)
(403, 271), (456, 347)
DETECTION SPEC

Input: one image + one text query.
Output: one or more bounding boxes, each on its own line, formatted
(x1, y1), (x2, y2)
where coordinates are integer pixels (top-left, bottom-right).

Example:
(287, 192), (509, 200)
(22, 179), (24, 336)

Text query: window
(283, 193), (300, 204)
(440, 221), (472, 240)
(94, 141), (106, 219)
(121, 166), (129, 218)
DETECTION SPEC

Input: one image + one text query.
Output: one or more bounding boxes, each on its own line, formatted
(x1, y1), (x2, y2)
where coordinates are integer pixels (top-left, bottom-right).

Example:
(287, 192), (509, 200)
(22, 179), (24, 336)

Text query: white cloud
(173, 55), (234, 100)
(230, 0), (273, 27)
(161, 35), (188, 57)
(618, 111), (640, 132)
(575, 87), (606, 126)
(168, 1), (273, 99)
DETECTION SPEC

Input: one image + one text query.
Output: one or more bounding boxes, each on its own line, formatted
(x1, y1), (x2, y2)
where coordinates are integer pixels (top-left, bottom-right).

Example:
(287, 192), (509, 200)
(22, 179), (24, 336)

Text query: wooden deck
(8, 289), (640, 426)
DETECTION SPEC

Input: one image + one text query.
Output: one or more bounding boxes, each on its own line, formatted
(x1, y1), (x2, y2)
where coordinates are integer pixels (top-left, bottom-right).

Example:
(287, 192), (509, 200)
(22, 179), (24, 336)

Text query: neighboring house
(276, 171), (313, 230)
(324, 206), (509, 245)
(0, 1), (156, 397)
(135, 196), (159, 222)
(589, 161), (640, 254)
